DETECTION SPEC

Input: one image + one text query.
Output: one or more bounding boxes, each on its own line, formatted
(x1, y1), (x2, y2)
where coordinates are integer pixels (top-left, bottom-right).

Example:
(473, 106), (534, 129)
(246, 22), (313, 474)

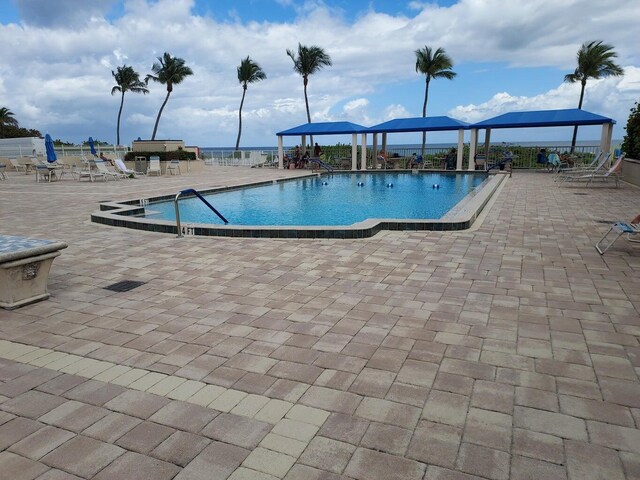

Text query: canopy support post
(468, 129), (478, 171)
(372, 133), (378, 170)
(351, 134), (358, 171)
(600, 123), (613, 158)
(278, 136), (284, 169)
(456, 129), (464, 171)
(361, 134), (367, 170)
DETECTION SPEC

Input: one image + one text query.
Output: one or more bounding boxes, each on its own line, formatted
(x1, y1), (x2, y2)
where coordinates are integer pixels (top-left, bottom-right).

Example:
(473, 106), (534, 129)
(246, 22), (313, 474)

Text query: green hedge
(124, 150), (196, 162)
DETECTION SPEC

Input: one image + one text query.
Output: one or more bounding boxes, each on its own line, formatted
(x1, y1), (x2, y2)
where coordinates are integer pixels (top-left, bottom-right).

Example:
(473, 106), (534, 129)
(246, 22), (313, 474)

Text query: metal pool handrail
(174, 188), (228, 237)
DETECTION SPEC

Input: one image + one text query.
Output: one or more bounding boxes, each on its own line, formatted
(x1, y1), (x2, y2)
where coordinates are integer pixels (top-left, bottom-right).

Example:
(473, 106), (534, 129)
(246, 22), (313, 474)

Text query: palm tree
(0, 107), (19, 137)
(565, 40), (623, 150)
(235, 56), (266, 151)
(145, 52), (194, 140)
(111, 65), (148, 146)
(286, 43), (332, 146)
(415, 46), (456, 156)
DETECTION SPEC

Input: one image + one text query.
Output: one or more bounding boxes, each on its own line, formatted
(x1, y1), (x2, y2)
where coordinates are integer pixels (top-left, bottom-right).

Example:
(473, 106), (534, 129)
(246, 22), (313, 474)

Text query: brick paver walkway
(0, 167), (639, 479)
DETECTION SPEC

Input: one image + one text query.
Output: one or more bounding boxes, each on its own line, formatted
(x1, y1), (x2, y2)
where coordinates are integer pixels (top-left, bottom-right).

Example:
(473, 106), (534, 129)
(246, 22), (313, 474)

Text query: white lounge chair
(166, 159), (181, 175)
(35, 165), (53, 182)
(71, 165), (106, 182)
(114, 158), (146, 177)
(0, 164), (6, 180)
(8, 157), (26, 173)
(563, 154), (625, 187)
(93, 160), (126, 180)
(555, 152), (610, 181)
(148, 156), (161, 176)
(596, 221), (640, 254)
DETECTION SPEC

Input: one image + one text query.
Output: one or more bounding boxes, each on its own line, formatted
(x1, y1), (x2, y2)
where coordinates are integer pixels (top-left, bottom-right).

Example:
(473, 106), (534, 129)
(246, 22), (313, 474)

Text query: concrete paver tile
(228, 467), (279, 480)
(344, 447), (426, 480)
(115, 420), (175, 454)
(0, 451), (49, 480)
(174, 440), (249, 480)
(151, 430), (210, 467)
(202, 413), (271, 449)
(149, 400), (219, 433)
(513, 406), (587, 441)
(456, 443), (510, 480)
(104, 390), (170, 419)
(259, 433), (307, 458)
(272, 418), (319, 443)
(254, 398), (294, 424)
(41, 435), (125, 478)
(208, 389), (247, 412)
(0, 417), (44, 450)
(406, 420), (462, 469)
(93, 451), (181, 480)
(9, 426), (74, 461)
(81, 412), (141, 443)
(510, 455), (566, 480)
(512, 428), (564, 465)
(565, 440), (625, 480)
(242, 446), (296, 478)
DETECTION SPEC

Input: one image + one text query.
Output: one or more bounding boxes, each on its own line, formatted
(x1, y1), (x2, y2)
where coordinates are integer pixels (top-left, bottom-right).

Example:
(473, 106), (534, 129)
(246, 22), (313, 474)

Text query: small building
(0, 137), (46, 157)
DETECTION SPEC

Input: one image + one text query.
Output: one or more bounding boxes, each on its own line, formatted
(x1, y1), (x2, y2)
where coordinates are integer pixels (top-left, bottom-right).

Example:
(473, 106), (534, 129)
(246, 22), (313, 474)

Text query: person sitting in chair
(445, 148), (457, 170)
(377, 149), (388, 168)
(99, 152), (114, 166)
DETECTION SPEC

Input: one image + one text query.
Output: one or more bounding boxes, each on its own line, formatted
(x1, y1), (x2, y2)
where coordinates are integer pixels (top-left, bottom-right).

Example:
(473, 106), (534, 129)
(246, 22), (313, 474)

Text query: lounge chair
(93, 160), (126, 180)
(562, 154), (625, 187)
(0, 164), (6, 180)
(148, 156), (161, 176)
(8, 157), (26, 173)
(555, 152), (610, 181)
(166, 159), (181, 175)
(114, 158), (146, 177)
(71, 165), (106, 182)
(35, 165), (53, 182)
(596, 221), (640, 254)
(474, 154), (487, 171)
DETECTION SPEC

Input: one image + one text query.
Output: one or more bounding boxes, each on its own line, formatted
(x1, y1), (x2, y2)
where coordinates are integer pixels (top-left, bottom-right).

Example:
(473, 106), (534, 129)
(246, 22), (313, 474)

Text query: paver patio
(0, 166), (639, 479)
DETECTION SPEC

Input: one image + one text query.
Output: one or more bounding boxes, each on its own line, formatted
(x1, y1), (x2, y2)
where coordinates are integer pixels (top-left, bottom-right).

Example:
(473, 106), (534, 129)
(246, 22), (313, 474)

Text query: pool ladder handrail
(308, 158), (334, 172)
(174, 188), (228, 237)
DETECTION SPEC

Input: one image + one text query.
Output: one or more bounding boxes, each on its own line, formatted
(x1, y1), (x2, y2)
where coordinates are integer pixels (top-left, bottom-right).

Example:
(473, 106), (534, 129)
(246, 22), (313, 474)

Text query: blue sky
(0, 0), (638, 147)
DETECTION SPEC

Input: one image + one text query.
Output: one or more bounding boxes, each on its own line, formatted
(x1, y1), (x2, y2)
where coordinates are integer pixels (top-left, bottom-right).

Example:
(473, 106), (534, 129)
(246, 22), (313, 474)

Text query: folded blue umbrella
(88, 137), (97, 156)
(45, 133), (57, 163)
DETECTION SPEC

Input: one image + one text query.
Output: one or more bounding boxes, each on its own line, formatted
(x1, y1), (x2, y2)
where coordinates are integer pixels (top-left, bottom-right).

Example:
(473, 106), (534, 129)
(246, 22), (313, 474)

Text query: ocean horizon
(202, 139), (622, 152)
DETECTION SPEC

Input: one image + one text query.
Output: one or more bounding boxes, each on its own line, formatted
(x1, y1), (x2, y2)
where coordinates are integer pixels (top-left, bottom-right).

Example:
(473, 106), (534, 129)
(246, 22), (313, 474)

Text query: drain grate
(104, 280), (146, 292)
(573, 192), (589, 195)
(595, 219), (616, 224)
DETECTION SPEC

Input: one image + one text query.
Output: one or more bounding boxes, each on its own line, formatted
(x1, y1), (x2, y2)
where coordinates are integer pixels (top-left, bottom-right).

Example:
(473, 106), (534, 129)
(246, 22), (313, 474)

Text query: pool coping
(90, 171), (507, 239)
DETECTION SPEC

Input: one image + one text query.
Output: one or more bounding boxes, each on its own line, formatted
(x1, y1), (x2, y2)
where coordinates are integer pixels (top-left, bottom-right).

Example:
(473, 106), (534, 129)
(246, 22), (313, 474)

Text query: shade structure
(471, 109), (615, 129)
(88, 137), (97, 156)
(45, 134), (57, 163)
(368, 116), (470, 133)
(277, 121), (369, 136)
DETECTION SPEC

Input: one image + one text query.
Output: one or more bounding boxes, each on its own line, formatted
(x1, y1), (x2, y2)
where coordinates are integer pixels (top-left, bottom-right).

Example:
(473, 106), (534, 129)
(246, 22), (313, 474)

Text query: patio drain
(573, 192), (589, 195)
(104, 280), (146, 292)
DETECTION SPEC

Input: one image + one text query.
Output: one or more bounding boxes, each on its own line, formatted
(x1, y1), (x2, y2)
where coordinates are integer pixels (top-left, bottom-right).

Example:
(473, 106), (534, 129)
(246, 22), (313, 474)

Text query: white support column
(456, 129), (464, 171)
(361, 133), (367, 170)
(483, 128), (491, 156)
(372, 133), (378, 170)
(382, 133), (387, 155)
(351, 134), (358, 170)
(278, 136), (284, 169)
(301, 135), (306, 153)
(600, 123), (613, 156)
(468, 129), (478, 171)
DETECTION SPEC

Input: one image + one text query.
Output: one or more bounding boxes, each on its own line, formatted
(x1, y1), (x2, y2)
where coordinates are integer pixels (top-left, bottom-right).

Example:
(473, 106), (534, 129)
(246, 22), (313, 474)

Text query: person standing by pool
(313, 142), (322, 158)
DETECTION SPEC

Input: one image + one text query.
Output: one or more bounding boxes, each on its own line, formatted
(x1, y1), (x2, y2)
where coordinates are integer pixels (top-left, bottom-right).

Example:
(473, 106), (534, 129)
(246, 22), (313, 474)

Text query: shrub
(622, 99), (640, 159)
(124, 150), (196, 162)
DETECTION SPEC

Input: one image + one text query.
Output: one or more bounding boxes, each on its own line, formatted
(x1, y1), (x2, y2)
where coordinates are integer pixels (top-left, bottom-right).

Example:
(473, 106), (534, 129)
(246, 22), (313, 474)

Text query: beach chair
(562, 154), (624, 187)
(94, 160), (126, 180)
(114, 158), (146, 177)
(0, 164), (6, 180)
(8, 158), (26, 173)
(166, 159), (181, 175)
(596, 221), (640, 254)
(148, 156), (161, 176)
(555, 152), (610, 181)
(474, 154), (487, 171)
(35, 165), (53, 182)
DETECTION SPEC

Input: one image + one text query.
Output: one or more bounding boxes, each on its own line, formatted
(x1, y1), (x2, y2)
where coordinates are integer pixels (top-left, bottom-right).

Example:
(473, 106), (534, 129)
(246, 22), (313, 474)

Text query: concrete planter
(0, 235), (67, 309)
(622, 157), (640, 188)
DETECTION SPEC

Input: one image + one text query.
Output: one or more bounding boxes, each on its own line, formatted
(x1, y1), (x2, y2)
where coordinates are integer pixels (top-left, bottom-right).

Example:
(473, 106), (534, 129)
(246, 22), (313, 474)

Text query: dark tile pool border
(91, 171), (506, 239)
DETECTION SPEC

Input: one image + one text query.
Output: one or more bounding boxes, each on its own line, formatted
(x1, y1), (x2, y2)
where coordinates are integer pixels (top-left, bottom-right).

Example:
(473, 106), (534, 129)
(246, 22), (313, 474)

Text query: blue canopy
(472, 108), (615, 129)
(277, 121), (369, 136)
(45, 134), (57, 163)
(88, 137), (97, 156)
(368, 116), (470, 133)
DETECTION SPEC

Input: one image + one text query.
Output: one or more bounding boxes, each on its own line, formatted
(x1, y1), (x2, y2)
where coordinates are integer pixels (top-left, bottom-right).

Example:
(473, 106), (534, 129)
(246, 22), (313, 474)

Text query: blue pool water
(147, 173), (487, 227)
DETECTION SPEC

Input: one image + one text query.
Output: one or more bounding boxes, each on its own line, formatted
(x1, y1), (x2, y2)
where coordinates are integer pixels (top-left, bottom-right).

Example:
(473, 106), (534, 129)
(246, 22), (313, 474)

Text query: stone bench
(0, 235), (68, 309)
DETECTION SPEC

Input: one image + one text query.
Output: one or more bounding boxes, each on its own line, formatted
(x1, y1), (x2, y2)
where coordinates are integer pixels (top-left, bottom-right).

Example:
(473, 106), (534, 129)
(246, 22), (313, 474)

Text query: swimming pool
(91, 171), (505, 238)
(147, 172), (488, 226)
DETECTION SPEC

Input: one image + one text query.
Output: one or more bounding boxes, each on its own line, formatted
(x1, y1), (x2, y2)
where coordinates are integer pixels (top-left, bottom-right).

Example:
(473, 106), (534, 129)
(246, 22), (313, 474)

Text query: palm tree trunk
(304, 79), (313, 148)
(235, 87), (247, 151)
(116, 91), (125, 146)
(570, 80), (587, 152)
(421, 78), (430, 157)
(151, 90), (171, 141)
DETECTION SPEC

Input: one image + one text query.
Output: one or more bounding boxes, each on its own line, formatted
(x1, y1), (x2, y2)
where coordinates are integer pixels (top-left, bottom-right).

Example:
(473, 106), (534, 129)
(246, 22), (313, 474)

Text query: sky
(0, 0), (639, 148)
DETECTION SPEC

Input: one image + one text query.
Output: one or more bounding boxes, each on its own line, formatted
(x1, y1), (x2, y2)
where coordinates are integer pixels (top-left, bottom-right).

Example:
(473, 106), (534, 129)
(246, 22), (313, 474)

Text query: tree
(0, 107), (19, 137)
(235, 56), (266, 151)
(145, 52), (193, 140)
(564, 40), (624, 150)
(286, 43), (332, 146)
(111, 65), (148, 146)
(415, 46), (456, 156)
(622, 99), (640, 159)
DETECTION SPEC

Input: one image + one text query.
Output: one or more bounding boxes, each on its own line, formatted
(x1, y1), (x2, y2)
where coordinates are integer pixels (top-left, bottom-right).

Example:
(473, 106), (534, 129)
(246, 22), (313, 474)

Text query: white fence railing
(203, 150), (274, 167)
